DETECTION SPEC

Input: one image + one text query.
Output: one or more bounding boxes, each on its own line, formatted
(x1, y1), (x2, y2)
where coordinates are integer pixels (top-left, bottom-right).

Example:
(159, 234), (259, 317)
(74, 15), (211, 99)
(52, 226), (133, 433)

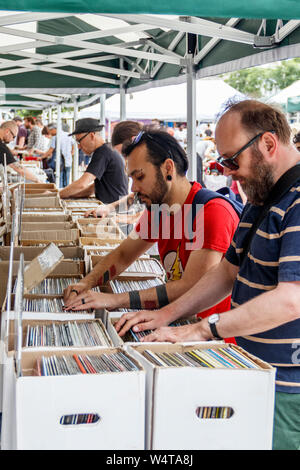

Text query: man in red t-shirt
(64, 130), (239, 341)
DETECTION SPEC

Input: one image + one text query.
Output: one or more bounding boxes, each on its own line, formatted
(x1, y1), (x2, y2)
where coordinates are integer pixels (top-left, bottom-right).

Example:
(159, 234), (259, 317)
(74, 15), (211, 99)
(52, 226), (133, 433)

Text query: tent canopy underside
(0, 9), (297, 109)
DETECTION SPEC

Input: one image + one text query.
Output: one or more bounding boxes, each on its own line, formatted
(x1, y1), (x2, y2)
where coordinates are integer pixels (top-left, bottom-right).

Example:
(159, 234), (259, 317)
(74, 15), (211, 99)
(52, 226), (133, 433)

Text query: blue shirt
(226, 178), (300, 393)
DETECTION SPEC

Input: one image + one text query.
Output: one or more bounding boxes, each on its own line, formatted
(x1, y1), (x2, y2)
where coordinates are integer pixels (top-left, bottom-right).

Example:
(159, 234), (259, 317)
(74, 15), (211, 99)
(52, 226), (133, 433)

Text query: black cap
(69, 118), (104, 136)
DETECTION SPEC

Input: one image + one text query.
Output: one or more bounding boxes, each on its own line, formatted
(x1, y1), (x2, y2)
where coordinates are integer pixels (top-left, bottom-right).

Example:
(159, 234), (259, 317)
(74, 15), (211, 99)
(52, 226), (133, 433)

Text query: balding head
(0, 120), (18, 143)
(1, 120), (18, 134)
(217, 99), (291, 145)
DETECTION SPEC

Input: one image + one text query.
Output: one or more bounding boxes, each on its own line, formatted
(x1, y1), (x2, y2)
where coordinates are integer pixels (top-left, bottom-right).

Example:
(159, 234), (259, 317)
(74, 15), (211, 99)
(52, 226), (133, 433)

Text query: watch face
(209, 314), (219, 324)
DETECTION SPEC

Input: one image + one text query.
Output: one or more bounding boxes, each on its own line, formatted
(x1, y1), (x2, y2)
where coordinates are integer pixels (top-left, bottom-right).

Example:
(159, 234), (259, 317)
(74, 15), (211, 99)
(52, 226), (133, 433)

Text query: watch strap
(209, 321), (223, 340)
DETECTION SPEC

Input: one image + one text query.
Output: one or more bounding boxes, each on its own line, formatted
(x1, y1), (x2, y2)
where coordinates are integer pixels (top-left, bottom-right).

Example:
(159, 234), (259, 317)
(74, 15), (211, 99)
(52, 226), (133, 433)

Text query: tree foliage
(223, 59), (300, 98)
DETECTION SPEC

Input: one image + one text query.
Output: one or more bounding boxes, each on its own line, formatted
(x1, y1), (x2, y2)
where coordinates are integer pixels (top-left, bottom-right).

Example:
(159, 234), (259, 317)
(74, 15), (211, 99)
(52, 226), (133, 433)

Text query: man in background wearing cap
(59, 118), (128, 201)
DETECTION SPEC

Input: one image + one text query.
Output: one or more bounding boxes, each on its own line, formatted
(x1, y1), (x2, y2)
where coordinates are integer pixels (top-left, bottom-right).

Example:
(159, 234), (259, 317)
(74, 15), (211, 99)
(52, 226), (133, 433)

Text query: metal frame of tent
(0, 10), (298, 186)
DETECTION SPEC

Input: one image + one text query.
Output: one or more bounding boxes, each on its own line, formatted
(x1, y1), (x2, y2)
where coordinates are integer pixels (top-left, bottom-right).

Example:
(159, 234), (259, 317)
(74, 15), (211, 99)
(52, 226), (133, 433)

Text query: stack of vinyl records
(25, 320), (111, 348)
(36, 351), (139, 376)
(23, 298), (92, 314)
(142, 344), (260, 369)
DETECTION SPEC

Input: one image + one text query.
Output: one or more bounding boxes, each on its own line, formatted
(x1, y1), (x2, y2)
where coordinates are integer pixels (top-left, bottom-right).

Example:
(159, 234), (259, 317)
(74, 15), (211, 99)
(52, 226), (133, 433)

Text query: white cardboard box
(7, 347), (145, 450)
(127, 343), (276, 450)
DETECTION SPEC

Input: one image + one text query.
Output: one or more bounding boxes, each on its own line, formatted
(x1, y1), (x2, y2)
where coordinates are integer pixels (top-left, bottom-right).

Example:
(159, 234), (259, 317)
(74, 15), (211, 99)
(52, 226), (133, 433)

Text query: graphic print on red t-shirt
(163, 247), (184, 281)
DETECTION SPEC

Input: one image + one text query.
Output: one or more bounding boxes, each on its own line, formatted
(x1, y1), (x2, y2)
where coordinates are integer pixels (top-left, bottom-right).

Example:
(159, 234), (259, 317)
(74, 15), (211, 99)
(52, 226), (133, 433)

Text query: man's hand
(84, 205), (111, 218)
(115, 309), (171, 337)
(143, 321), (209, 343)
(63, 281), (91, 305)
(39, 190), (53, 194)
(63, 290), (117, 311)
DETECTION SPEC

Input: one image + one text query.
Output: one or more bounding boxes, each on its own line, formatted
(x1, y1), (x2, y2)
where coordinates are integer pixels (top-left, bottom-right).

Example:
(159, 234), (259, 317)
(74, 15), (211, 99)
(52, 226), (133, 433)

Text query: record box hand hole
(59, 413), (101, 426)
(195, 406), (234, 420)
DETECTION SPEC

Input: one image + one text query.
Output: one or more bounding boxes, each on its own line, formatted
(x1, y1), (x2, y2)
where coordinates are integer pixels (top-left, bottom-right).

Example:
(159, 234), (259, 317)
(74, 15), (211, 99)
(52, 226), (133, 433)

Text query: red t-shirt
(135, 182), (239, 342)
(208, 161), (224, 174)
(230, 180), (239, 195)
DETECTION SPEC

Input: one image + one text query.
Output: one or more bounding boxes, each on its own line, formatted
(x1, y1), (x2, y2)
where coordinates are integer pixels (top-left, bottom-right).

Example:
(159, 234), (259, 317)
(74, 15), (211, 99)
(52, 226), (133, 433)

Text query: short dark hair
(220, 99), (291, 145)
(42, 126), (50, 136)
(24, 116), (35, 125)
(111, 120), (143, 147)
(123, 128), (189, 176)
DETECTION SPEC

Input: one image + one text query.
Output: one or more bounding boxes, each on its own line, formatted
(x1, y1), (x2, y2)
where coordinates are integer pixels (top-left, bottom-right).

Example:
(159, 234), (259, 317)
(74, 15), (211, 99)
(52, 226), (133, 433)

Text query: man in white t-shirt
(196, 138), (215, 184)
(60, 126), (74, 187)
(174, 124), (187, 148)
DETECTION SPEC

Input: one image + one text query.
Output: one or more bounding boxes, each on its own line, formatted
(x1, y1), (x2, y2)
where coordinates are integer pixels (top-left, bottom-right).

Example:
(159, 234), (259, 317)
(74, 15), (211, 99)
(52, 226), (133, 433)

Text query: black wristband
(156, 284), (169, 308)
(129, 290), (142, 310)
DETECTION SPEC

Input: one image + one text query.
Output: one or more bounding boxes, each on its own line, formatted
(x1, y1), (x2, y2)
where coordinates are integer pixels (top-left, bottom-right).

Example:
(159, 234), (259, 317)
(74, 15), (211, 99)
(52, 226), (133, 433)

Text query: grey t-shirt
(86, 144), (128, 204)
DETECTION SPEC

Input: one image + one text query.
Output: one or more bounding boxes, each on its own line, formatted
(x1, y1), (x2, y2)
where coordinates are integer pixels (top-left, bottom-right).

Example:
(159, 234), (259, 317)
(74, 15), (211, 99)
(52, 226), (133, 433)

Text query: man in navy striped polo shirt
(131, 100), (300, 449)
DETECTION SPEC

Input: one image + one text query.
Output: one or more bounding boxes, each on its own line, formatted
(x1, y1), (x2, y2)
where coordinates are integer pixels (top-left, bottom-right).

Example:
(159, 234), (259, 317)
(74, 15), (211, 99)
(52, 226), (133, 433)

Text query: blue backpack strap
(193, 187), (243, 216)
(187, 187), (243, 241)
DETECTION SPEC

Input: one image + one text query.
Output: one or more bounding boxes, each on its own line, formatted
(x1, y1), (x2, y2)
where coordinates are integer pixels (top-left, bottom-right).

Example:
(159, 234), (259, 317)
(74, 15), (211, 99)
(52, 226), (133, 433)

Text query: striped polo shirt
(225, 179), (300, 393)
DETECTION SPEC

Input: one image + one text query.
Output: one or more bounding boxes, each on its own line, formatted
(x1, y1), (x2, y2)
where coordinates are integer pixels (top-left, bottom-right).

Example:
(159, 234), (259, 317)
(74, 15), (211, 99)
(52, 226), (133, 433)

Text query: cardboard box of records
(1, 246), (145, 450)
(21, 213), (72, 223)
(102, 276), (164, 293)
(77, 216), (125, 240)
(7, 317), (113, 352)
(127, 342), (276, 450)
(0, 246), (87, 273)
(8, 183), (57, 196)
(1, 244), (95, 322)
(2, 346), (145, 450)
(79, 236), (122, 248)
(0, 244), (97, 437)
(0, 261), (86, 317)
(21, 221), (77, 232)
(23, 183), (57, 190)
(62, 198), (102, 211)
(23, 195), (63, 209)
(20, 228), (79, 246)
(103, 310), (197, 347)
(89, 253), (165, 281)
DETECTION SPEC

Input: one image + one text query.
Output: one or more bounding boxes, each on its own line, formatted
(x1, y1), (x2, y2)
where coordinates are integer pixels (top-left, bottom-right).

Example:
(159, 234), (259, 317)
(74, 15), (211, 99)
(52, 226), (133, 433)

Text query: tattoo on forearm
(103, 270), (110, 284)
(109, 265), (117, 278)
(98, 265), (117, 286)
(129, 290), (142, 310)
(156, 284), (169, 308)
(144, 300), (157, 310)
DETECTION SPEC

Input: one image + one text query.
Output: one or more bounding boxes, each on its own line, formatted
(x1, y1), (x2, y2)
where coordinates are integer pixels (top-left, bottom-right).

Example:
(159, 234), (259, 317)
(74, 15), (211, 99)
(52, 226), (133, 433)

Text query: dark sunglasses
(76, 132), (91, 145)
(8, 128), (17, 139)
(217, 130), (275, 170)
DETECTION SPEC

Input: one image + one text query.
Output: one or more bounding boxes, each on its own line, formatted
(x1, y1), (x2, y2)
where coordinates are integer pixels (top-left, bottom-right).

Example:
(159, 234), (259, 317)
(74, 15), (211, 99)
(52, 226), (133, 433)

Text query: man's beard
(238, 146), (275, 206)
(136, 167), (168, 209)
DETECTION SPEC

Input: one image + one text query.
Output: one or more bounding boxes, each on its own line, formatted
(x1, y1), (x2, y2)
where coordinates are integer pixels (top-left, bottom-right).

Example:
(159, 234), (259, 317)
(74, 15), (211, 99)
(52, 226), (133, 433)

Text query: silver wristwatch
(208, 314), (223, 340)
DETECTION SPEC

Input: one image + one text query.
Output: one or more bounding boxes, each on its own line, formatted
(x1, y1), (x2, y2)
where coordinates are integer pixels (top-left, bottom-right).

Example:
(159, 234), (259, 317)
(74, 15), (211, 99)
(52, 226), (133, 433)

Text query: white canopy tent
(267, 80), (300, 105)
(79, 78), (245, 122)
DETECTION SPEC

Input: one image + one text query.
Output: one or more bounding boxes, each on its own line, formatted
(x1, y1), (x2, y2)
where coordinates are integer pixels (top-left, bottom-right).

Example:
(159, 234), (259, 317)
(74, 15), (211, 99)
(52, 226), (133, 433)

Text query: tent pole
(186, 54), (197, 182)
(100, 93), (106, 141)
(73, 97), (79, 182)
(120, 58), (126, 121)
(55, 103), (62, 189)
(108, 118), (111, 142)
